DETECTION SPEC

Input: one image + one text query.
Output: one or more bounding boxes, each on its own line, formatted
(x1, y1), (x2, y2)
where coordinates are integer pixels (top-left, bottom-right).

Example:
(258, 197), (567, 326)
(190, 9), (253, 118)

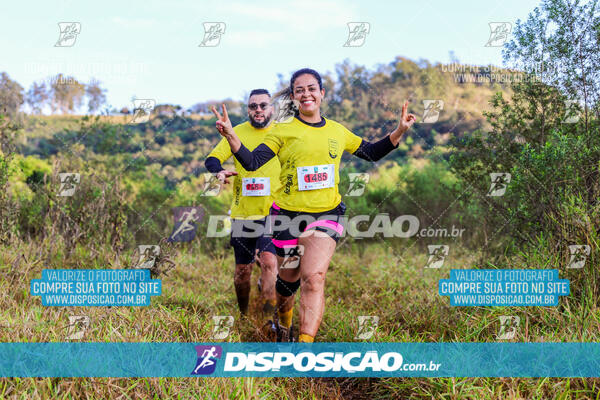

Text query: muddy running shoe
(276, 324), (296, 342)
(260, 319), (277, 342)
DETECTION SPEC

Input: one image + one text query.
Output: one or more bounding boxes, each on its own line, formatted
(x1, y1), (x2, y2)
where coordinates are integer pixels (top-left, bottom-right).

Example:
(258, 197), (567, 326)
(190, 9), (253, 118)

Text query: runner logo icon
(191, 345), (223, 375)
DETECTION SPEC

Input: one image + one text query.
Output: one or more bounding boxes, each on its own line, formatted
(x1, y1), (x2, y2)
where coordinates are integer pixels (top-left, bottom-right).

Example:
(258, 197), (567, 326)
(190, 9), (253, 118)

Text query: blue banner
(1, 343), (600, 377)
(439, 269), (569, 306)
(30, 269), (161, 306)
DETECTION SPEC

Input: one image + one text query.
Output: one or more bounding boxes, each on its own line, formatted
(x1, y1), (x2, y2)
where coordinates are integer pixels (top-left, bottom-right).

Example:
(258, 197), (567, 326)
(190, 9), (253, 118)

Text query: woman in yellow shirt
(211, 68), (416, 342)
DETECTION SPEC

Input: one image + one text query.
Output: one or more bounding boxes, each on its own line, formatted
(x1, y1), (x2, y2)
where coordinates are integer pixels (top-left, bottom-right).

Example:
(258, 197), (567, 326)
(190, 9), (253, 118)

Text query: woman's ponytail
(271, 86), (298, 123)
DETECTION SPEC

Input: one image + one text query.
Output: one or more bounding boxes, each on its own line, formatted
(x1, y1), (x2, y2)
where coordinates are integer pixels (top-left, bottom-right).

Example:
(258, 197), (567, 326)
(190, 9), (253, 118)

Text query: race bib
(297, 164), (335, 191)
(242, 177), (270, 196)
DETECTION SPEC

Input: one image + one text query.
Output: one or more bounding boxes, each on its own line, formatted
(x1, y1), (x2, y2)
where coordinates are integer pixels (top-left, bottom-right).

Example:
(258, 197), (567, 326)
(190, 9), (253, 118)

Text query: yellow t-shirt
(207, 122), (281, 220)
(264, 117), (362, 213)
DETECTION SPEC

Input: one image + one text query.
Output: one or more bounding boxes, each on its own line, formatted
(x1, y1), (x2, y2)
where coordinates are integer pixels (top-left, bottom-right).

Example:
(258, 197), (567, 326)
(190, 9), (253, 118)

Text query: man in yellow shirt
(205, 89), (281, 339)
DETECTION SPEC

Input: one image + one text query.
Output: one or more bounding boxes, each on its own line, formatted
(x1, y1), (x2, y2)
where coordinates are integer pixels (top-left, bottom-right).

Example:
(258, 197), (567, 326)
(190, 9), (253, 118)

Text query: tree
(49, 73), (85, 114)
(26, 81), (49, 115)
(86, 80), (107, 113)
(155, 104), (177, 117)
(190, 99), (242, 116)
(450, 0), (600, 257)
(0, 72), (24, 116)
(503, 0), (600, 132)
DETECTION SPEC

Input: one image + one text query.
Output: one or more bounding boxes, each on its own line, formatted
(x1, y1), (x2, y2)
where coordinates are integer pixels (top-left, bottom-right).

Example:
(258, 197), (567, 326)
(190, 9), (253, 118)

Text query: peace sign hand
(388, 100), (417, 146)
(397, 100), (417, 134)
(211, 104), (234, 137)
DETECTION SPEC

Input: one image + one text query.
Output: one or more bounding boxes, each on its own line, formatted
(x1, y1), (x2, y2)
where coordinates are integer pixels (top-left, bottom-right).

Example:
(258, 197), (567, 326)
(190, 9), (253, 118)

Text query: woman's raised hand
(397, 100), (416, 134)
(388, 100), (417, 146)
(211, 104), (233, 137)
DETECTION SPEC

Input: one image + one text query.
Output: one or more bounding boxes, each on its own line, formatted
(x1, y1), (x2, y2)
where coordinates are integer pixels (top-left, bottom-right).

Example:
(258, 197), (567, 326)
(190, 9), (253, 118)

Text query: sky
(0, 0), (540, 111)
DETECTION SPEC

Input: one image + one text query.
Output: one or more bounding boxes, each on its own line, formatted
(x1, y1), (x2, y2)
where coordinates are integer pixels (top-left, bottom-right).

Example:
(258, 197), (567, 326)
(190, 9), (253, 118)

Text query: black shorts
(266, 202), (346, 258)
(230, 217), (276, 264)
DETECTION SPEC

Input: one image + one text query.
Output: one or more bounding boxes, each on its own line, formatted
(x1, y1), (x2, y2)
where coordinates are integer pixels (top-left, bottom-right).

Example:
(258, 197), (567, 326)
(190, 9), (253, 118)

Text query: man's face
(247, 94), (273, 128)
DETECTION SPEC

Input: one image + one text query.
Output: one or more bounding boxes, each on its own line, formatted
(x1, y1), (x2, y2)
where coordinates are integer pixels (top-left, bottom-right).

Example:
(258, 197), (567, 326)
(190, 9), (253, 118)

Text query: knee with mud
(260, 252), (278, 272)
(261, 257), (278, 316)
(234, 264), (253, 285)
(301, 271), (326, 293)
(234, 264), (253, 315)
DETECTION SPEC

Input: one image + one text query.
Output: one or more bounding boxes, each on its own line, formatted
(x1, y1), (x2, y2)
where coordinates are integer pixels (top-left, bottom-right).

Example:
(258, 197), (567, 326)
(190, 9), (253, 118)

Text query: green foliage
(323, 57), (508, 168)
(53, 115), (139, 154)
(15, 157), (129, 258)
(48, 74), (86, 114)
(85, 81), (107, 113)
(340, 160), (472, 248)
(503, 0), (600, 126)
(0, 114), (21, 243)
(0, 72), (24, 116)
(450, 0), (600, 262)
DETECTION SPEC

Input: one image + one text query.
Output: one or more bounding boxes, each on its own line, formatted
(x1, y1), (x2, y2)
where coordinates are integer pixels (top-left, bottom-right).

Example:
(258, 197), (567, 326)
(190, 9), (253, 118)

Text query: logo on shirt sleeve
(328, 139), (339, 159)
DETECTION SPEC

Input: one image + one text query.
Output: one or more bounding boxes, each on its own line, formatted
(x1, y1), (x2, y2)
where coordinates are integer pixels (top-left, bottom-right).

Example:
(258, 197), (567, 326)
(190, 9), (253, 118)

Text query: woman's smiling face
(291, 73), (325, 117)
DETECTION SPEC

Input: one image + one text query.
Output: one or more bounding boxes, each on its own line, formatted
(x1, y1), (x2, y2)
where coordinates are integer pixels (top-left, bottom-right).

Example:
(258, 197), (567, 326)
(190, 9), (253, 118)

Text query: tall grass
(1, 235), (600, 398)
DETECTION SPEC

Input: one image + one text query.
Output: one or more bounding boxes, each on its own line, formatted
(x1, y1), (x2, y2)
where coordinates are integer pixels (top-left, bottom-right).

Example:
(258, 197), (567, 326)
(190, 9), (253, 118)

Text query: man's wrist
(227, 135), (241, 153)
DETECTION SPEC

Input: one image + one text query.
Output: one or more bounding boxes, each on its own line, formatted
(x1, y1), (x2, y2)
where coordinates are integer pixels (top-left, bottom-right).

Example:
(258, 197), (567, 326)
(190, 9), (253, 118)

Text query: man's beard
(249, 113), (272, 128)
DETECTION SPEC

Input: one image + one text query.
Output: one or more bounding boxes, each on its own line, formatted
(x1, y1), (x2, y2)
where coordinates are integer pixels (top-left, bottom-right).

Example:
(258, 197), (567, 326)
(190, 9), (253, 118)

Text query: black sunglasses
(248, 102), (269, 111)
